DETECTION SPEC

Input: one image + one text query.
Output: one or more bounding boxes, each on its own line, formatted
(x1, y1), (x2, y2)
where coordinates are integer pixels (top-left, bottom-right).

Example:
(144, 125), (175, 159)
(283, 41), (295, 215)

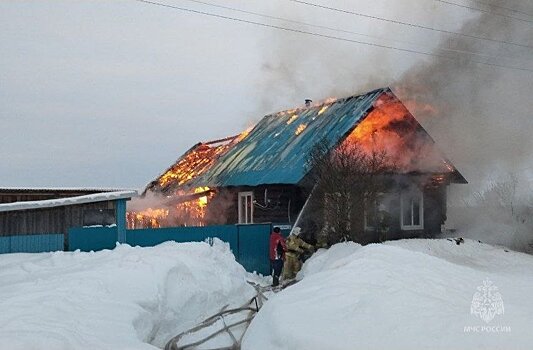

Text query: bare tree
(305, 140), (397, 245)
(469, 173), (533, 252)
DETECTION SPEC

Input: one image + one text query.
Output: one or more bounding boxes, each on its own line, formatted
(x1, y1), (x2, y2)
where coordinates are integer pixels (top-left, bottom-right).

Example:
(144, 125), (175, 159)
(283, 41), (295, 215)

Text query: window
(83, 209), (115, 226)
(238, 192), (254, 224)
(400, 189), (424, 230)
(364, 195), (391, 231)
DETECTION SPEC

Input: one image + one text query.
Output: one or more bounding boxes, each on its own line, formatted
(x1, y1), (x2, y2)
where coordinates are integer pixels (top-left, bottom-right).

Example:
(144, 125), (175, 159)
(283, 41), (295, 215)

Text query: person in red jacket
(269, 226), (287, 287)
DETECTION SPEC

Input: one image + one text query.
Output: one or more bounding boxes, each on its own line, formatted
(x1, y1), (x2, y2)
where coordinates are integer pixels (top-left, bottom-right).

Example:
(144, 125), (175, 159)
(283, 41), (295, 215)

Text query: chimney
(305, 99), (312, 107)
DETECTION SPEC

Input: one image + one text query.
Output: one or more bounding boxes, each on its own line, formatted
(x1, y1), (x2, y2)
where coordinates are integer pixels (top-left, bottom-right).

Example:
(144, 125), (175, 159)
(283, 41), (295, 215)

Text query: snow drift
(243, 239), (533, 350)
(0, 240), (255, 349)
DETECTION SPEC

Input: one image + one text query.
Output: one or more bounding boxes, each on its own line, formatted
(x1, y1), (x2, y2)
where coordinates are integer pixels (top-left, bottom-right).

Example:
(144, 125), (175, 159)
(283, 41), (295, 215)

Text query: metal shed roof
(0, 191), (138, 212)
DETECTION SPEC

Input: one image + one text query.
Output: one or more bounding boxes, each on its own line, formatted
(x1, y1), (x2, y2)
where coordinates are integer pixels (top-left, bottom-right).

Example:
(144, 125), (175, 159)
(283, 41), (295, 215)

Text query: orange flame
(287, 114), (298, 125)
(174, 186), (213, 226)
(317, 105), (329, 116)
(131, 127), (253, 229)
(235, 127), (252, 143)
(295, 123), (307, 135)
(127, 208), (169, 229)
(158, 128), (250, 189)
(127, 186), (213, 229)
(343, 93), (451, 173)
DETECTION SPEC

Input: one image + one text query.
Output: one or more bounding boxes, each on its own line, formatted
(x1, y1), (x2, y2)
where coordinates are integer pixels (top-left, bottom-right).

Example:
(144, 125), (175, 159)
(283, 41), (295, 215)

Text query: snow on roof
(0, 190), (138, 212)
(0, 187), (128, 193)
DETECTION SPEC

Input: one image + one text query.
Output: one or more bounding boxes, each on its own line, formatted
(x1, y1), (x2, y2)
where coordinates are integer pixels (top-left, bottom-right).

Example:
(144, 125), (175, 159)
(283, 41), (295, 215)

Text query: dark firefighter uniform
(283, 227), (314, 280)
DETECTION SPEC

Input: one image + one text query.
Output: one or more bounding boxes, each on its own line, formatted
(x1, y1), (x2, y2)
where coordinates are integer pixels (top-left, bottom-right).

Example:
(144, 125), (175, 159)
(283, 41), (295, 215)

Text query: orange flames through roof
(128, 128), (251, 229)
(343, 93), (451, 173)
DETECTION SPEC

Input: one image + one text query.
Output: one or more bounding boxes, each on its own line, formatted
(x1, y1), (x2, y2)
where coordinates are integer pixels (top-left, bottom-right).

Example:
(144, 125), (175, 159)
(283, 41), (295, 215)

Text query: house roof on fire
(148, 87), (466, 192)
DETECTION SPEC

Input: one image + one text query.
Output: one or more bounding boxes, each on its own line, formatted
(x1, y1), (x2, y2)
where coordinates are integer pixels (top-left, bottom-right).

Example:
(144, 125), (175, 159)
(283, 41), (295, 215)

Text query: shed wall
(0, 201), (117, 237)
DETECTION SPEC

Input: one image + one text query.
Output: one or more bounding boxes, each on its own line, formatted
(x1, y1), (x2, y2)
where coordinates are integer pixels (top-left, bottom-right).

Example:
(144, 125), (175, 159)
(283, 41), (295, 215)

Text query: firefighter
(269, 226), (286, 287)
(283, 227), (314, 280)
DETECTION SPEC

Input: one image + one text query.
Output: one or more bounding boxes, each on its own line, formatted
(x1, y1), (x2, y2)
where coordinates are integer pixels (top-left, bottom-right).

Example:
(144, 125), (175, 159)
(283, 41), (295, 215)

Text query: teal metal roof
(194, 88), (388, 187)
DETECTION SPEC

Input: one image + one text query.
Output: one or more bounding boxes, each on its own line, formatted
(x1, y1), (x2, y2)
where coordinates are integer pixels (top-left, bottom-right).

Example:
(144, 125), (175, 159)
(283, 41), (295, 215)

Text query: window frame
(400, 189), (424, 230)
(238, 191), (254, 224)
(82, 208), (116, 227)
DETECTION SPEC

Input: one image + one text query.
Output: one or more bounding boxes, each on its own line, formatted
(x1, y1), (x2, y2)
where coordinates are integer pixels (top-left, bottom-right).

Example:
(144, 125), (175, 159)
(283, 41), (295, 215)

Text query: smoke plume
(256, 0), (533, 249)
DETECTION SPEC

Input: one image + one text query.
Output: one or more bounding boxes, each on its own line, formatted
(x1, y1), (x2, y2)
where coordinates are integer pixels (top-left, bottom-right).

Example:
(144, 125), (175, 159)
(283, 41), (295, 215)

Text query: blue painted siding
(0, 234), (64, 254)
(237, 224), (272, 275)
(68, 227), (118, 252)
(0, 236), (11, 254)
(63, 224), (273, 275)
(126, 225), (238, 251)
(116, 199), (127, 243)
(127, 224), (272, 275)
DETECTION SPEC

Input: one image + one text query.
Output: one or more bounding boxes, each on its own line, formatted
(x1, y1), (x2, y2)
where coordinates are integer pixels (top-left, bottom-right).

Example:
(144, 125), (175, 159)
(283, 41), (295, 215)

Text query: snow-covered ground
(3, 238), (532, 350)
(0, 240), (255, 350)
(243, 239), (533, 350)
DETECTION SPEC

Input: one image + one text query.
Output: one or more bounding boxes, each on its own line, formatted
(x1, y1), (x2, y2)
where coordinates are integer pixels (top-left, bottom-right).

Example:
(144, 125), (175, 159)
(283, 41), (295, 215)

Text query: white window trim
(238, 191), (254, 224)
(400, 189), (424, 230)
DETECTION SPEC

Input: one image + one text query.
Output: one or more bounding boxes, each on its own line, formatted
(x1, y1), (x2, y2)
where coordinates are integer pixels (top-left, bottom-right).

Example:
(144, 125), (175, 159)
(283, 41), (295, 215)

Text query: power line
(432, 0), (533, 24)
(181, 0), (529, 64)
(132, 0), (533, 73)
(288, 0), (533, 50)
(468, 0), (533, 18)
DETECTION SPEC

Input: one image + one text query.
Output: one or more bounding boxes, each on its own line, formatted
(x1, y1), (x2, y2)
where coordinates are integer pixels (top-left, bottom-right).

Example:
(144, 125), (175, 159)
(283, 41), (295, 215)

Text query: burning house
(129, 87), (466, 243)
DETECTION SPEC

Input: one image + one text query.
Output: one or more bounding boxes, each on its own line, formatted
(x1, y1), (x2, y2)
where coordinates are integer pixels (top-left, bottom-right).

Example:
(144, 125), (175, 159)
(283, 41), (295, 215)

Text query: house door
(238, 191), (254, 224)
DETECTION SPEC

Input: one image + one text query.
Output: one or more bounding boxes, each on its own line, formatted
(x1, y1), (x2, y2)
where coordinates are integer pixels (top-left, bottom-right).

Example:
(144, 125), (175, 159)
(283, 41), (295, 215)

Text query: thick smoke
(395, 0), (533, 189)
(257, 0), (533, 250)
(392, 0), (533, 251)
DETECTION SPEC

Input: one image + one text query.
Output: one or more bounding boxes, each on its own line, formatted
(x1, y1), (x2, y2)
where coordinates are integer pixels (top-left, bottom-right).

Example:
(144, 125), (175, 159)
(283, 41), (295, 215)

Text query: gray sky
(1, 0), (531, 190)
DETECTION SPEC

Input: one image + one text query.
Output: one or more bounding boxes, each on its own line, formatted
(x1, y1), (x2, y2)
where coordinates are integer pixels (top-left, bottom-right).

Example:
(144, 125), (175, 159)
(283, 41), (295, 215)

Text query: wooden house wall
(206, 185), (305, 225)
(371, 185), (446, 243)
(206, 180), (447, 244)
(303, 180), (448, 245)
(0, 201), (117, 237)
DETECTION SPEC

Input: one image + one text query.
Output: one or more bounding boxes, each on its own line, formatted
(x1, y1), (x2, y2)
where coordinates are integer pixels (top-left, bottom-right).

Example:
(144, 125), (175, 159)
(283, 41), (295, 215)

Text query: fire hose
(164, 282), (271, 350)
